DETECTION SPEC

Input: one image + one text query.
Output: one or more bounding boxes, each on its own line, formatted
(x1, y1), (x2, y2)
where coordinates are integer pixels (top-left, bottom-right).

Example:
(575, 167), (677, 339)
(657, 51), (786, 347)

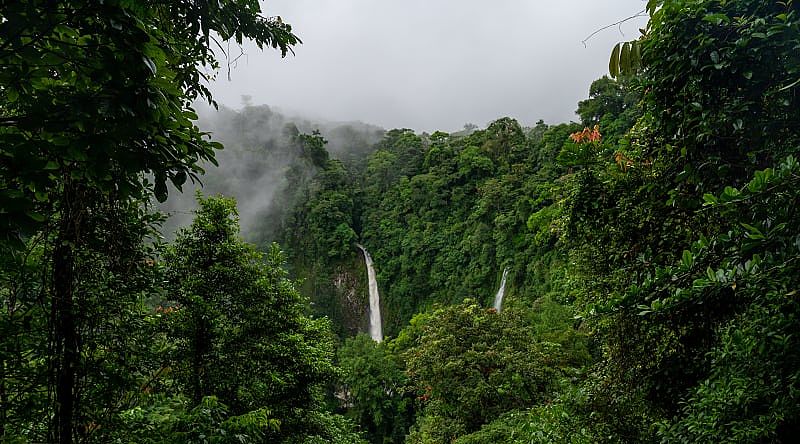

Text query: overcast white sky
(208, 1), (649, 132)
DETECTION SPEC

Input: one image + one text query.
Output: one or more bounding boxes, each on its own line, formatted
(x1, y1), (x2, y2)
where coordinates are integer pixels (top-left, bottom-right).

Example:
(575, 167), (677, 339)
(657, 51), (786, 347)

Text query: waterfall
(356, 244), (383, 342)
(493, 268), (509, 311)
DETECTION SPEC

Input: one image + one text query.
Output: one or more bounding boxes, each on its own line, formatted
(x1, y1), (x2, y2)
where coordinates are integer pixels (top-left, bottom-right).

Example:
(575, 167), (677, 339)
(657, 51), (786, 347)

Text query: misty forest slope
(159, 104), (384, 245)
(2, 1), (800, 444)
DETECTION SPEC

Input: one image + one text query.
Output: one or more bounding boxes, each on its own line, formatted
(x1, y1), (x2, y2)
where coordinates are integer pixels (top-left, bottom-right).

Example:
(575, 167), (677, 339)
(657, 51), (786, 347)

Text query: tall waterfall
(356, 244), (383, 342)
(493, 268), (509, 311)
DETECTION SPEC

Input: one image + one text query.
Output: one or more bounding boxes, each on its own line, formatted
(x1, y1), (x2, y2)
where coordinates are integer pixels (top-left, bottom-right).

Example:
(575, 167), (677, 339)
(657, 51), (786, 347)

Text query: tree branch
(582, 9), (648, 48)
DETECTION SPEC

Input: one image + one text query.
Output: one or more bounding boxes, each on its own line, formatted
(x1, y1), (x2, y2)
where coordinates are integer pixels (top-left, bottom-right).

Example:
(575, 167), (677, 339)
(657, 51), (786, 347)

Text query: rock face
(331, 265), (368, 335)
(294, 256), (369, 338)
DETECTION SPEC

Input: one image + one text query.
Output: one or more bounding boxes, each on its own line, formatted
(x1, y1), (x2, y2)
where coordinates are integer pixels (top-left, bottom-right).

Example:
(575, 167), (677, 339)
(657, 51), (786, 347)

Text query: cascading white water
(356, 244), (383, 342)
(493, 268), (509, 311)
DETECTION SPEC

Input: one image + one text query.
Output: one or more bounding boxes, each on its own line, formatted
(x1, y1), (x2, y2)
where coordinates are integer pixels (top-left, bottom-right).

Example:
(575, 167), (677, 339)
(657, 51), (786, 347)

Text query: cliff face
(332, 260), (370, 337)
(293, 254), (369, 338)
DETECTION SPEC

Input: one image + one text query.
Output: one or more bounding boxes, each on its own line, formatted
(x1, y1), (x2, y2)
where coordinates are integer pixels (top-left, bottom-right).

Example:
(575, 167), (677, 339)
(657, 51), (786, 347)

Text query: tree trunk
(192, 316), (210, 405)
(51, 183), (83, 444)
(1, 358), (6, 439)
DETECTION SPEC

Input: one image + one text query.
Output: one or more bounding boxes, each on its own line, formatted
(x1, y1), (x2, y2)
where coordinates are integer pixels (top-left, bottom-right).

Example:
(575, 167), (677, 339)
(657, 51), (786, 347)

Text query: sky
(208, 0), (649, 133)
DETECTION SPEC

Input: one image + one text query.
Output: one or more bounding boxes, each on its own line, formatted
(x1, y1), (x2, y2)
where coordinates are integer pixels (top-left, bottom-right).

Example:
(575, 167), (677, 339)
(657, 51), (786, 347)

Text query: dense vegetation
(283, 0), (800, 442)
(0, 1), (364, 442)
(2, 0), (800, 443)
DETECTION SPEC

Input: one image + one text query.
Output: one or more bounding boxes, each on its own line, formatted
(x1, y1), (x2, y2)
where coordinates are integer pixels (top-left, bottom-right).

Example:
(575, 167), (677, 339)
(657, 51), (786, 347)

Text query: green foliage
(337, 334), (413, 444)
(575, 76), (642, 145)
(280, 151), (366, 335)
(656, 301), (800, 443)
(1, 2), (300, 442)
(0, 194), (166, 442)
(454, 387), (613, 444)
(278, 79), (634, 444)
(5, 1), (799, 442)
(353, 118), (586, 335)
(609, 40), (643, 79)
(269, 2), (800, 441)
(0, 0), (299, 246)
(285, 159), (358, 262)
(401, 301), (563, 443)
(296, 2), (800, 441)
(559, 1), (800, 441)
(633, 157), (800, 442)
(158, 105), (381, 247)
(299, 411), (368, 444)
(641, 0), (800, 194)
(163, 194), (342, 443)
(112, 395), (279, 444)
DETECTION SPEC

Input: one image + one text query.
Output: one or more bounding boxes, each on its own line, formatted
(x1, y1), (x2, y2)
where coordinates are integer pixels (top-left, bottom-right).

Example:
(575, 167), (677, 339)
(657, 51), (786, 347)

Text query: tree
(338, 334), (414, 444)
(402, 301), (560, 443)
(0, 1), (299, 442)
(0, 0), (299, 236)
(0, 193), (165, 442)
(575, 76), (641, 144)
(560, 0), (800, 439)
(163, 195), (343, 443)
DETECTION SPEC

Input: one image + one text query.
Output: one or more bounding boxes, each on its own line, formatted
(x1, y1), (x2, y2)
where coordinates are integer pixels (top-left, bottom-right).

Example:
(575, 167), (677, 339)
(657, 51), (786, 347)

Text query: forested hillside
(282, 81), (636, 441)
(2, 0), (800, 443)
(280, 0), (800, 442)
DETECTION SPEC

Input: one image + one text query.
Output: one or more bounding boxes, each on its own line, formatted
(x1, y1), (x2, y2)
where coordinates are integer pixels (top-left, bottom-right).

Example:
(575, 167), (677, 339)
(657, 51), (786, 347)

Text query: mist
(160, 104), (384, 243)
(208, 0), (650, 132)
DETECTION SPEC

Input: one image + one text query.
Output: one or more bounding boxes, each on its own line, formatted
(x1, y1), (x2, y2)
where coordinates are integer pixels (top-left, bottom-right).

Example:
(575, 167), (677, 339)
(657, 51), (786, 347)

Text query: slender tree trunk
(192, 317), (210, 405)
(51, 183), (83, 444)
(1, 358), (6, 439)
(192, 322), (203, 405)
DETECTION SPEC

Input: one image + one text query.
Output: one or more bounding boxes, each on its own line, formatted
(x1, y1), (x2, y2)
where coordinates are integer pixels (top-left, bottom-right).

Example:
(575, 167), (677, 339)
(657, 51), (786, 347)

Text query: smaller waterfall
(356, 244), (383, 342)
(493, 268), (509, 311)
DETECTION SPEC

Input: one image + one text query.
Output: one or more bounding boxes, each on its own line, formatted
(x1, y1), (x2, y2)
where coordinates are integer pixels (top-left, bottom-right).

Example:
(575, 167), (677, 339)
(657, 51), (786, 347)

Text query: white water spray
(493, 268), (509, 311)
(356, 244), (383, 342)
